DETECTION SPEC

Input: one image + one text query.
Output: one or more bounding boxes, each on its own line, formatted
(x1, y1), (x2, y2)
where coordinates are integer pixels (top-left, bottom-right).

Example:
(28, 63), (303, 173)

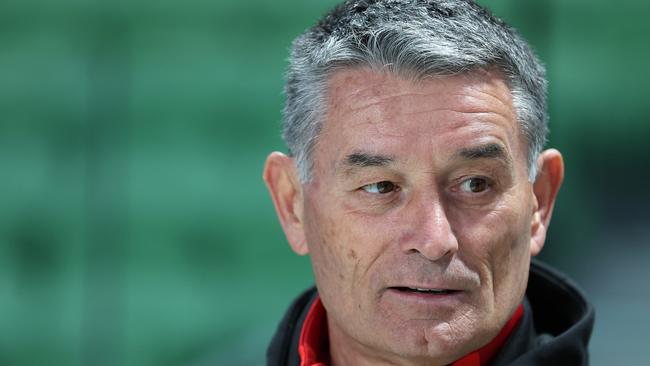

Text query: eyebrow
(341, 152), (395, 172)
(339, 143), (511, 175)
(457, 143), (512, 166)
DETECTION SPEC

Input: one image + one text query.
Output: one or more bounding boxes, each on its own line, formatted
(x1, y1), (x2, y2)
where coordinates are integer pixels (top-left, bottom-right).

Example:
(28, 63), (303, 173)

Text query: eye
(458, 177), (490, 193)
(361, 181), (399, 194)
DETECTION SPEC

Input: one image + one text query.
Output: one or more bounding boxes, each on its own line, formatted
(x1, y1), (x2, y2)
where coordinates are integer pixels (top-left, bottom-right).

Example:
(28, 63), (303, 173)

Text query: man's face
(300, 67), (538, 364)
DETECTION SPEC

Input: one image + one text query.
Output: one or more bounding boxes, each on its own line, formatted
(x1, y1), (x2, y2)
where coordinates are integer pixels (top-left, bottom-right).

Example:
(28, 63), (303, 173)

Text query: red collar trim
(298, 296), (329, 366)
(298, 295), (523, 366)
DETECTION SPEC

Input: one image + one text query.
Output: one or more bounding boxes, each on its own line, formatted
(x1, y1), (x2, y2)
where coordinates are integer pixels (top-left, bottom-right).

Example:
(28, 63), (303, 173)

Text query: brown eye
(361, 181), (398, 194)
(459, 177), (489, 193)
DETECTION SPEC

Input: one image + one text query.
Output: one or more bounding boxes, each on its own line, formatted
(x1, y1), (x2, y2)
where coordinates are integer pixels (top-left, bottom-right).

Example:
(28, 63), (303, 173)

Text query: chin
(375, 319), (487, 365)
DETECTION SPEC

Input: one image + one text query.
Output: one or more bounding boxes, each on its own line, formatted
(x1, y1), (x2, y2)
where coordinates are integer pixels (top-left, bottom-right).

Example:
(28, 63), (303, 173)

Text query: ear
(263, 152), (309, 255)
(530, 149), (564, 256)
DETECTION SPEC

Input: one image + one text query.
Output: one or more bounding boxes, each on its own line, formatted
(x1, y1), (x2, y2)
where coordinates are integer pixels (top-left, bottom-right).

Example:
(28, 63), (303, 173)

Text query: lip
(384, 286), (466, 306)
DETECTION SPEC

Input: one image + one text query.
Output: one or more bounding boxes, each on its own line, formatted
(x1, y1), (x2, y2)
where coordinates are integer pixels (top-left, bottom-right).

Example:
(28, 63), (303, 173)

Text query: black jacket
(267, 260), (594, 365)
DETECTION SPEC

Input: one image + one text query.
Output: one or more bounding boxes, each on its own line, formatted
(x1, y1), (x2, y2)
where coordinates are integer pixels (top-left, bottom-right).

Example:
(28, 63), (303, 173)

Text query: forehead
(314, 67), (523, 172)
(328, 67), (512, 107)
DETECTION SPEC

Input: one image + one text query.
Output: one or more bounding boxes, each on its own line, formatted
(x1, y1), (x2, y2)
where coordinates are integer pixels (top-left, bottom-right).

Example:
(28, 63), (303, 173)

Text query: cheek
(453, 200), (532, 292)
(304, 203), (363, 289)
(305, 199), (395, 296)
(489, 211), (531, 295)
(306, 214), (344, 282)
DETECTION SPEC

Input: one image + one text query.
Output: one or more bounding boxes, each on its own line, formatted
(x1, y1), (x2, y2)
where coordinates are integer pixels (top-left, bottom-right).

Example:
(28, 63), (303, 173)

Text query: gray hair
(282, 0), (548, 182)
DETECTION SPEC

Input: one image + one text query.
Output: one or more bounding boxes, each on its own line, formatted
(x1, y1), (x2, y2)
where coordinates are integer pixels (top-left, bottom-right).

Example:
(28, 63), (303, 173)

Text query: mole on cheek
(348, 249), (358, 260)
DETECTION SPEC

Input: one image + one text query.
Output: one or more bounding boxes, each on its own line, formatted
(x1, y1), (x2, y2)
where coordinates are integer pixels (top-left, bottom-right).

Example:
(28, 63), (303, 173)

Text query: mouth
(382, 286), (467, 309)
(389, 286), (460, 295)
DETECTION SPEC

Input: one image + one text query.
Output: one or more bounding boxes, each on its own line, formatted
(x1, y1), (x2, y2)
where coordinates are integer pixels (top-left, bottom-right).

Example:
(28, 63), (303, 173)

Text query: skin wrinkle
(341, 93), (513, 119)
(328, 75), (521, 178)
(346, 92), (425, 112)
(359, 238), (387, 280)
(450, 310), (477, 345)
(346, 111), (513, 145)
(350, 251), (360, 289)
(331, 70), (512, 115)
(462, 81), (514, 107)
(341, 114), (511, 160)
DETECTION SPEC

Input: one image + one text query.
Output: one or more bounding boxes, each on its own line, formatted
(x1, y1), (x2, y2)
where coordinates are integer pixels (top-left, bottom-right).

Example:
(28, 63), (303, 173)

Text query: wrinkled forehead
(324, 66), (516, 119)
(320, 66), (520, 144)
(309, 66), (528, 176)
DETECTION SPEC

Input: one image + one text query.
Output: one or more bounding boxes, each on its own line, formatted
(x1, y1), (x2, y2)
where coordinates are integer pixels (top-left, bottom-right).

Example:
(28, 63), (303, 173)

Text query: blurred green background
(1, 0), (649, 365)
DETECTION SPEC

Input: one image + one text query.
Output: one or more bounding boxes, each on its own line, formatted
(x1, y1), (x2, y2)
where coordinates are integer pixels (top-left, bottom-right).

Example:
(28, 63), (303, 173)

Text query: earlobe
(263, 152), (309, 255)
(530, 149), (564, 256)
(530, 209), (544, 256)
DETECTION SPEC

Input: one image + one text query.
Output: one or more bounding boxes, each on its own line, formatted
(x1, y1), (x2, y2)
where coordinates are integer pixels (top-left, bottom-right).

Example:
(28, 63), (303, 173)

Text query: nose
(398, 194), (459, 261)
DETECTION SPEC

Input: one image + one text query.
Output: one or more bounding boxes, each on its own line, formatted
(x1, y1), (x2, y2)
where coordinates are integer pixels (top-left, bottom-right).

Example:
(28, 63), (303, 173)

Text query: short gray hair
(282, 0), (548, 182)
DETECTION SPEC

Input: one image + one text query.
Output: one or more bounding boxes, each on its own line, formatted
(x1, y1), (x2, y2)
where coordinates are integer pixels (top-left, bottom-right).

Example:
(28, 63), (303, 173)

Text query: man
(263, 1), (594, 365)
